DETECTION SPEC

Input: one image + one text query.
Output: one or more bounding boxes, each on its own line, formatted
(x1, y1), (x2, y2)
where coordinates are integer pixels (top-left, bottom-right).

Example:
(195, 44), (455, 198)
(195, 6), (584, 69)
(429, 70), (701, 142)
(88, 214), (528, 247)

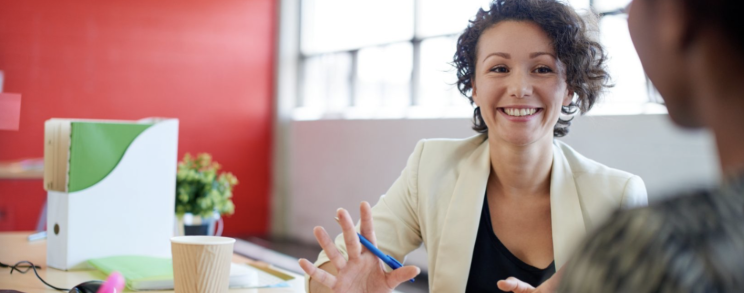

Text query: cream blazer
(313, 134), (648, 292)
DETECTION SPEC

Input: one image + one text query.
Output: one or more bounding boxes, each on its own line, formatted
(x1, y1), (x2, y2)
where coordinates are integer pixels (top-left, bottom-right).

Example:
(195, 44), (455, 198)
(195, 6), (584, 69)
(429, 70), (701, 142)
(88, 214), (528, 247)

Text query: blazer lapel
(430, 138), (491, 293)
(550, 141), (586, 269)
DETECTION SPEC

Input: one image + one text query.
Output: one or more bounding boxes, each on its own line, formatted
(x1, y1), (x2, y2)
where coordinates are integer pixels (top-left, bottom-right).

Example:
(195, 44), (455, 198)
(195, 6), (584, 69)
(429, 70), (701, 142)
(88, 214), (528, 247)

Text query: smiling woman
(469, 21), (574, 146)
(302, 1), (648, 293)
(454, 1), (610, 138)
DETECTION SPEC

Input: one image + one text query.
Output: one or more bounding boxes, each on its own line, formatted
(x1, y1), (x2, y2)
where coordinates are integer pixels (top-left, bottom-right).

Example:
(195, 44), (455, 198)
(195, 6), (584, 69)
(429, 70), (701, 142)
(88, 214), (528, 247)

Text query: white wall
(286, 114), (719, 270)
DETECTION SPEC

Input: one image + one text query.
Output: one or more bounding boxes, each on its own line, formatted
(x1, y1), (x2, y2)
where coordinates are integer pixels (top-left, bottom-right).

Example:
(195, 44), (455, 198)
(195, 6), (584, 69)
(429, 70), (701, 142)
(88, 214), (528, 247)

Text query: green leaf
(175, 153), (237, 217)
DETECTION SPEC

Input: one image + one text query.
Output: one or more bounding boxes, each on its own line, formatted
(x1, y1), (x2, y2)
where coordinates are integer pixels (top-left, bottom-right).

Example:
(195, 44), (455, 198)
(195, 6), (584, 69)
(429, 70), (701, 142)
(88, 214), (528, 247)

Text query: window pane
(594, 14), (649, 113)
(413, 36), (472, 118)
(418, 37), (466, 107)
(593, 0), (631, 14)
(353, 43), (413, 117)
(417, 0), (592, 38)
(301, 0), (414, 54)
(417, 0), (489, 38)
(301, 53), (352, 115)
(565, 0), (590, 11)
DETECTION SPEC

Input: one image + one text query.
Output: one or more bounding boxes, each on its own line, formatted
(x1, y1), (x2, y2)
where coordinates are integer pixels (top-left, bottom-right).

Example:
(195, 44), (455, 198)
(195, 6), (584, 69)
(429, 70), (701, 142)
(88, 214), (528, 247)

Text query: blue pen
(357, 233), (415, 283)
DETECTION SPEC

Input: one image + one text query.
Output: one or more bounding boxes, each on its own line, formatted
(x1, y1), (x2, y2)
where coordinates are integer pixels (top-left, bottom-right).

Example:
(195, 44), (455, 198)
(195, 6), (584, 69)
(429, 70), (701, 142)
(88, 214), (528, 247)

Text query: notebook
(88, 255), (291, 291)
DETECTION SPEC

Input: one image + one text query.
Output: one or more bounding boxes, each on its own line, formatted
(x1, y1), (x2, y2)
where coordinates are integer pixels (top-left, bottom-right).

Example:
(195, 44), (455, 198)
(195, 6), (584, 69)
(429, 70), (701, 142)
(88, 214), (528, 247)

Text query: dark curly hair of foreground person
(558, 180), (744, 293)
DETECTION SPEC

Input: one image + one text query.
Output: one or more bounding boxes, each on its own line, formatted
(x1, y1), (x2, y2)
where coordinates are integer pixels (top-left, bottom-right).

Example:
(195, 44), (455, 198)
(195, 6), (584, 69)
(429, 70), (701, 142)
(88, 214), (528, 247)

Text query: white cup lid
(171, 236), (236, 245)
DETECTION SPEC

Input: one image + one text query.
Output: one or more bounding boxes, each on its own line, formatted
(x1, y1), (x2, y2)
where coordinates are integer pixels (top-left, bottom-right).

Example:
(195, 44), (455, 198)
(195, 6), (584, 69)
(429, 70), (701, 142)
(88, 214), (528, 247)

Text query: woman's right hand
(299, 201), (421, 293)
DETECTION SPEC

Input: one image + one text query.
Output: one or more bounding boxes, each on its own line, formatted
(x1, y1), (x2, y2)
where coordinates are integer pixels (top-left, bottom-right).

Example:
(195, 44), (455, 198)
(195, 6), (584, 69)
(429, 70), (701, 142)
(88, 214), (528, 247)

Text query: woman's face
(472, 21), (572, 146)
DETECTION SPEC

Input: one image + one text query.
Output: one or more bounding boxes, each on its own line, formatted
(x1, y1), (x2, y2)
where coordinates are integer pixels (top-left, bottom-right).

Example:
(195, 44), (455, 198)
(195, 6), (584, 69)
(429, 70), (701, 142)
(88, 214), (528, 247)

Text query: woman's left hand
(497, 267), (563, 293)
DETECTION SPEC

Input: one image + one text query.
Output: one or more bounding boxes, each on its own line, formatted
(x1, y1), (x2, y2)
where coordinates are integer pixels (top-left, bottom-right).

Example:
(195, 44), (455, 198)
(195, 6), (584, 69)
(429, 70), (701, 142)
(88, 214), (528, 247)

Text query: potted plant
(175, 153), (237, 236)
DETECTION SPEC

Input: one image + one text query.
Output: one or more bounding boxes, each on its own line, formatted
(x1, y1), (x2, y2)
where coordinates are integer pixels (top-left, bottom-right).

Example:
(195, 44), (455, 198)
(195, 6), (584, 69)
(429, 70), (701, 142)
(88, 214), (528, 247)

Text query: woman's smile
(498, 107), (544, 121)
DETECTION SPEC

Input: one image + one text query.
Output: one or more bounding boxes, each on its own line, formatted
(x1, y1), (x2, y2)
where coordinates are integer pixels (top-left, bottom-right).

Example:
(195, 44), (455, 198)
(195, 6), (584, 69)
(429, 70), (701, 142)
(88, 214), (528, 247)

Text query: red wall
(0, 0), (275, 236)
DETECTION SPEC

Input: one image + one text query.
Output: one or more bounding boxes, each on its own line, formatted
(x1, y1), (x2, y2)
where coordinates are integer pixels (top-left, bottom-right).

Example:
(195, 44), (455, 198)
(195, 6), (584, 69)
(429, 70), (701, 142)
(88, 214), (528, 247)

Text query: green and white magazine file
(44, 118), (179, 270)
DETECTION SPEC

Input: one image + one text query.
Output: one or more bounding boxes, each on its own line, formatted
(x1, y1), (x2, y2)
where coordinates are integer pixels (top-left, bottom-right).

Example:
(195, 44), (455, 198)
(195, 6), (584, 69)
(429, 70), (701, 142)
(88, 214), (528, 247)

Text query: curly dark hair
(454, 0), (610, 137)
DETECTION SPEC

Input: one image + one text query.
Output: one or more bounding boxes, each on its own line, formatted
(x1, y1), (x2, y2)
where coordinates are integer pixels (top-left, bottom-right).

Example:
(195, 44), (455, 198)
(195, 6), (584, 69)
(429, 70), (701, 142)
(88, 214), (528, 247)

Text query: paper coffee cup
(171, 236), (236, 293)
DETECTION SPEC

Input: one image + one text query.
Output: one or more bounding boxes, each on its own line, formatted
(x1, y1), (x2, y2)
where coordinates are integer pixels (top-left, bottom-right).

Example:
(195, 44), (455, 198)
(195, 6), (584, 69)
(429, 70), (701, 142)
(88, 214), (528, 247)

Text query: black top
(465, 195), (555, 292)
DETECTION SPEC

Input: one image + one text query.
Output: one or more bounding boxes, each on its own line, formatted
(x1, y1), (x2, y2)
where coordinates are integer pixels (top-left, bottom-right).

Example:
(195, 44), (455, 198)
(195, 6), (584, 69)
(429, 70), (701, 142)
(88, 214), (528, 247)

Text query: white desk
(0, 231), (306, 292)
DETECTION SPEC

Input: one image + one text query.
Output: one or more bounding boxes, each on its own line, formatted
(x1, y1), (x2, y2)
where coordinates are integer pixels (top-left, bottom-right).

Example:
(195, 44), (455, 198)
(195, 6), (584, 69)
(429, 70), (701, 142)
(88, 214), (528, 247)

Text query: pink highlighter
(96, 272), (125, 293)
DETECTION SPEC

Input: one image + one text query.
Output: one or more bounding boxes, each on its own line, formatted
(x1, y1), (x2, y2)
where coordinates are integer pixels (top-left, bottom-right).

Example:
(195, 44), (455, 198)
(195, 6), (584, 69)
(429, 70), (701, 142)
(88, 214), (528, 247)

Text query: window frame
(295, 0), (664, 120)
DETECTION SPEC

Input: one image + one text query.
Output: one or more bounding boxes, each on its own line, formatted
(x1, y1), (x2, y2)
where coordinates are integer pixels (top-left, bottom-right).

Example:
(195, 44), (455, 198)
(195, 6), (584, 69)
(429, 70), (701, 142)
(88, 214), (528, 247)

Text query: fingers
(385, 265), (421, 289)
(359, 201), (377, 246)
(299, 258), (336, 289)
(313, 226), (346, 271)
(497, 277), (536, 293)
(535, 270), (562, 293)
(337, 208), (362, 260)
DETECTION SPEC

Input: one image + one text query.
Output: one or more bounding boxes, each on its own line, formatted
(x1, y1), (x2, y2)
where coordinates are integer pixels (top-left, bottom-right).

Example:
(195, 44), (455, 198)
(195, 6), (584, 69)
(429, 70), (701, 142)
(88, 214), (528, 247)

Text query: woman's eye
(490, 66), (508, 73)
(535, 66), (553, 74)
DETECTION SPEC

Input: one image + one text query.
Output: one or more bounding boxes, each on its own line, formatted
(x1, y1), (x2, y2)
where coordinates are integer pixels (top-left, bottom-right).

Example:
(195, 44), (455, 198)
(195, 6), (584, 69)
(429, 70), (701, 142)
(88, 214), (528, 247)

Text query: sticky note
(0, 93), (21, 131)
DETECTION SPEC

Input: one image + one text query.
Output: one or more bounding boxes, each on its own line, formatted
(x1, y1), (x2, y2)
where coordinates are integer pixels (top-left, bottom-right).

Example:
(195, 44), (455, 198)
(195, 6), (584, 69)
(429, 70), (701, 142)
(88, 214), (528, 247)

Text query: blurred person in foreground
(556, 0), (744, 292)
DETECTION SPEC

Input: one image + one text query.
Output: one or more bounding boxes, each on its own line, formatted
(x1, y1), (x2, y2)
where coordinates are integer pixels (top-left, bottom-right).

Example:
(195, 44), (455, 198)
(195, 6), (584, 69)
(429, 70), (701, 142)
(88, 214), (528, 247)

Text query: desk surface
(0, 231), (306, 293)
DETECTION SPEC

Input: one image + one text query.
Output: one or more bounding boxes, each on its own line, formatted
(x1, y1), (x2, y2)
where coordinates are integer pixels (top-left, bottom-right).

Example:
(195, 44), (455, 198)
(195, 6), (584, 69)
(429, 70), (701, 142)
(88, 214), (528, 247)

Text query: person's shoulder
(630, 189), (713, 216)
(648, 184), (744, 221)
(555, 139), (637, 181)
(416, 134), (487, 156)
(610, 186), (738, 228)
(408, 134), (487, 169)
(560, 184), (744, 293)
(605, 186), (741, 248)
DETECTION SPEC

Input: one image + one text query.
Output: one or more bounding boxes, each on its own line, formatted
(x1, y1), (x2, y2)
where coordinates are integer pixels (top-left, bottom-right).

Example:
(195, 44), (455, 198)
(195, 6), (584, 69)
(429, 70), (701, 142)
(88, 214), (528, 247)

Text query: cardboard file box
(44, 118), (179, 270)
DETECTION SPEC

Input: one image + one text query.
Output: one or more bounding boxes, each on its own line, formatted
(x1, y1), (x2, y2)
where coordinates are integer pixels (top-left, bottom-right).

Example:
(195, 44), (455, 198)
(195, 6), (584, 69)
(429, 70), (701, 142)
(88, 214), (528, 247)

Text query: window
(294, 0), (665, 120)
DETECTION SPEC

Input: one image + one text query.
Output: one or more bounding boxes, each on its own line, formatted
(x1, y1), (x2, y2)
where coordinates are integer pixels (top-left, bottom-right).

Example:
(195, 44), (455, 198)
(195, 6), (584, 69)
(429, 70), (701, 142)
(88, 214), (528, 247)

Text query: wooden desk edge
(0, 231), (306, 292)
